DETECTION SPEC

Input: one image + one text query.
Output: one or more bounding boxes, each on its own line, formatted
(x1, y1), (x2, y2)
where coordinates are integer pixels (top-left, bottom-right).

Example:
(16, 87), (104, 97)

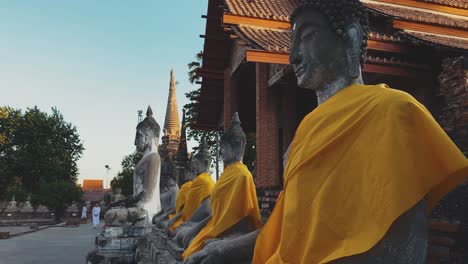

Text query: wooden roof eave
(245, 49), (431, 78)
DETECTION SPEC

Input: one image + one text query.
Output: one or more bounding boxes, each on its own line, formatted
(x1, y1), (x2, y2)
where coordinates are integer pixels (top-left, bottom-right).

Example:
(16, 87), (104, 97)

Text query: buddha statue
(166, 139), (214, 234)
(151, 155), (179, 226)
(20, 195), (34, 213)
(186, 1), (468, 263)
(5, 195), (17, 212)
(106, 106), (162, 225)
(183, 112), (261, 261)
(158, 139), (215, 262)
(113, 188), (125, 202)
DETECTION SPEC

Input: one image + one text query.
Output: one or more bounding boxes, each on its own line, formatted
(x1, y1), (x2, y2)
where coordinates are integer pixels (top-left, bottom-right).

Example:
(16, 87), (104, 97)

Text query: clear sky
(0, 1), (207, 187)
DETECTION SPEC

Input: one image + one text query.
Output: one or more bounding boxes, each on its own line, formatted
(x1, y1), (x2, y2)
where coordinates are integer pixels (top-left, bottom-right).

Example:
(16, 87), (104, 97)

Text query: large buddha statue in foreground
(186, 0), (468, 263)
(106, 106), (162, 225)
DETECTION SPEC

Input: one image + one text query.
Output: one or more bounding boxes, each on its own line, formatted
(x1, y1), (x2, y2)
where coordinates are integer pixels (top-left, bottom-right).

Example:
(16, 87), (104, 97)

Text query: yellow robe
(168, 181), (193, 220)
(170, 173), (215, 231)
(253, 84), (468, 264)
(182, 162), (262, 259)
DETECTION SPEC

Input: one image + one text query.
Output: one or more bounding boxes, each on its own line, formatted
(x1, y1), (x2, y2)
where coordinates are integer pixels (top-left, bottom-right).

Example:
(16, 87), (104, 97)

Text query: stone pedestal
(134, 227), (184, 264)
(87, 226), (151, 264)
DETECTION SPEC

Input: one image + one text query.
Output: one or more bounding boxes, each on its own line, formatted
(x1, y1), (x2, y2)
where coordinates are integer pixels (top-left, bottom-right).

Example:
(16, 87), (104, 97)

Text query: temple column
(255, 63), (280, 188)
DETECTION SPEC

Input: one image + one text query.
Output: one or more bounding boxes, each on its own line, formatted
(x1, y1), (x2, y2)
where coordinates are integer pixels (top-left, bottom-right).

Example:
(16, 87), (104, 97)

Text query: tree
(0, 107), (22, 199)
(32, 180), (84, 221)
(0, 106), (84, 200)
(111, 152), (142, 196)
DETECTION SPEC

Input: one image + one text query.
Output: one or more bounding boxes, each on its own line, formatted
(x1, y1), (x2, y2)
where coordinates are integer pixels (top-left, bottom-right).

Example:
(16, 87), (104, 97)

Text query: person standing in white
(92, 204), (101, 228)
(81, 206), (87, 219)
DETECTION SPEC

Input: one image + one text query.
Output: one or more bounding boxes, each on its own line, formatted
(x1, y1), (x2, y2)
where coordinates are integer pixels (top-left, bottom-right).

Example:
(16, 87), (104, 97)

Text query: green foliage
(32, 180), (84, 220)
(111, 152), (142, 196)
(0, 106), (84, 200)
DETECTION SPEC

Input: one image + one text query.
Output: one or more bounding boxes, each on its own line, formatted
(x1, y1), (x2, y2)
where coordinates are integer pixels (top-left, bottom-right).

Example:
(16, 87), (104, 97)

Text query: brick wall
(437, 55), (468, 155)
(430, 55), (468, 264)
(255, 63), (280, 188)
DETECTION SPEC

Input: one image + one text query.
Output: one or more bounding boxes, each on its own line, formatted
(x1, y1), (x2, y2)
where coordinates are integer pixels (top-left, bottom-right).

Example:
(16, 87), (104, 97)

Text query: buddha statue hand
(185, 239), (223, 264)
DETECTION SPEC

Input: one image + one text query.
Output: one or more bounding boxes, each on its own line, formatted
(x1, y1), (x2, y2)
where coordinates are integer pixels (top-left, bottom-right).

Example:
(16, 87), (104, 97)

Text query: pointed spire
(232, 112), (241, 126)
(170, 68), (176, 90)
(163, 69), (180, 136)
(146, 105), (153, 117)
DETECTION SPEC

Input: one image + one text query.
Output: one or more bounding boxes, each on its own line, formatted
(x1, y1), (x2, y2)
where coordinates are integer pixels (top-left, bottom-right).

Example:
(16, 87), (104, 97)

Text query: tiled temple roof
(418, 0), (468, 9)
(364, 2), (468, 29)
(225, 0), (296, 21)
(234, 25), (407, 53)
(400, 30), (468, 50)
(224, 0), (467, 52)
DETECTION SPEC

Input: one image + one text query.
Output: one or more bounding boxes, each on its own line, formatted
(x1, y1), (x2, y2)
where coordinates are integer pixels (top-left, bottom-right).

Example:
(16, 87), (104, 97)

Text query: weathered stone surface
(103, 226), (151, 238)
(86, 248), (135, 264)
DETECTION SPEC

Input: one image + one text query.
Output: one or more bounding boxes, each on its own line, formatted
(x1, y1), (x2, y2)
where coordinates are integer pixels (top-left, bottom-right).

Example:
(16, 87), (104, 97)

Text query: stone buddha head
(220, 112), (246, 166)
(191, 138), (212, 176)
(160, 155), (178, 193)
(135, 106), (161, 153)
(290, 0), (369, 90)
(184, 159), (195, 182)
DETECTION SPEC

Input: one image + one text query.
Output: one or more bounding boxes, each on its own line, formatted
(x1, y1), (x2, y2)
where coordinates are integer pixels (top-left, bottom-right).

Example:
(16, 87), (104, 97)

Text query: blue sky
(0, 1), (207, 186)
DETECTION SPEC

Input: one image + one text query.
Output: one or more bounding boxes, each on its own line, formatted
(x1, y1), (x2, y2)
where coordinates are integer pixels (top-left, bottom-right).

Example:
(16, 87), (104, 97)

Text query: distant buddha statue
(151, 155), (179, 225)
(167, 139), (215, 234)
(8, 195), (17, 208)
(107, 106), (162, 224)
(183, 112), (261, 262)
(5, 195), (17, 212)
(157, 140), (215, 262)
(20, 195), (34, 213)
(113, 188), (125, 202)
(185, 1), (468, 264)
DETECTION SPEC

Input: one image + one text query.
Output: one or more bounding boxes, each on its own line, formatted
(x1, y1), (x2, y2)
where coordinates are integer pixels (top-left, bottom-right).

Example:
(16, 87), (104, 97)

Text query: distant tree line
(0, 106), (84, 219)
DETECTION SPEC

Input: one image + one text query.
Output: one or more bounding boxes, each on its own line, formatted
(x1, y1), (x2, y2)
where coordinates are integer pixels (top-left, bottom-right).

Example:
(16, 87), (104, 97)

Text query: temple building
(194, 0), (467, 262)
(159, 69), (181, 159)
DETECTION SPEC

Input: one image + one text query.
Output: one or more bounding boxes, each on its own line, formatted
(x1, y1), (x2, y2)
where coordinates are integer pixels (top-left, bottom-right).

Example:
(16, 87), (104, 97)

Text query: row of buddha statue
(108, 1), (467, 263)
(149, 111), (260, 264)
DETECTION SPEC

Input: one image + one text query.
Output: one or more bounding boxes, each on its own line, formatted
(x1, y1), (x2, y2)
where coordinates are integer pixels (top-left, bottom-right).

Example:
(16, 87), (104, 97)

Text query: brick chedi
(160, 69), (181, 159)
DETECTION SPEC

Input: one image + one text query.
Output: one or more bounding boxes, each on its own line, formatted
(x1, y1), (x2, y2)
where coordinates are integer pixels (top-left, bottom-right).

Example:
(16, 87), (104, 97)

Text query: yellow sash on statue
(170, 173), (214, 231)
(168, 181), (193, 220)
(253, 84), (468, 264)
(182, 162), (261, 259)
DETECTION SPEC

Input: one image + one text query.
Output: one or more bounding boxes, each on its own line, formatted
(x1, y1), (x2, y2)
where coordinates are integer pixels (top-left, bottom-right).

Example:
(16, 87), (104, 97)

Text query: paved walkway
(0, 221), (101, 264)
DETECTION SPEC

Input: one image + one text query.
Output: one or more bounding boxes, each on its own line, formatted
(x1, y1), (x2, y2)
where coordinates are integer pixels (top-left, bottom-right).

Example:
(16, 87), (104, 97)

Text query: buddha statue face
(220, 112), (247, 166)
(184, 163), (195, 181)
(134, 106), (160, 153)
(135, 128), (155, 152)
(290, 0), (368, 90)
(220, 112), (246, 166)
(191, 140), (212, 176)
